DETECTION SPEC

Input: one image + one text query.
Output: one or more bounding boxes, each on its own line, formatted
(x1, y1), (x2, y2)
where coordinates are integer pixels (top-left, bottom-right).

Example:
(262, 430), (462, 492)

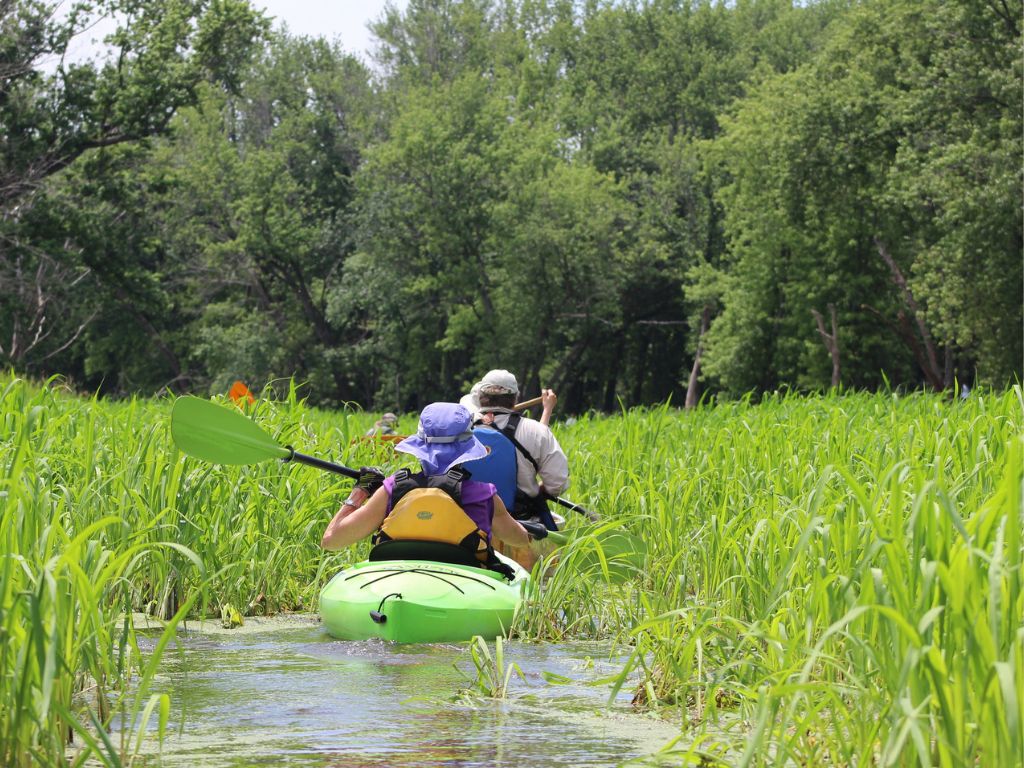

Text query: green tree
(370, 0), (497, 86)
(156, 35), (373, 403)
(706, 0), (1022, 393)
(484, 126), (629, 409)
(0, 0), (268, 383)
(553, 0), (832, 405)
(0, 0), (266, 207)
(349, 75), (514, 406)
(350, 50), (631, 410)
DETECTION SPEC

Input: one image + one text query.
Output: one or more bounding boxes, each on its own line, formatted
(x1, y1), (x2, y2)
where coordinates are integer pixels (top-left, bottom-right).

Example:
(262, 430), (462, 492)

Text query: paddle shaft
(293, 448), (596, 520)
(285, 449), (360, 480)
(173, 395), (591, 516)
(547, 494), (600, 522)
(513, 395), (544, 410)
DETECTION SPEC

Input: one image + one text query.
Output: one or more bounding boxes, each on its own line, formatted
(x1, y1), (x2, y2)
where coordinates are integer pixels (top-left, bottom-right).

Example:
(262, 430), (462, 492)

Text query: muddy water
(129, 616), (680, 767)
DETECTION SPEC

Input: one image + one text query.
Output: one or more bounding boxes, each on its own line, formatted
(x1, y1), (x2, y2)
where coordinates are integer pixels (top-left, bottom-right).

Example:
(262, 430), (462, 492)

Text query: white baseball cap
(472, 369), (519, 396)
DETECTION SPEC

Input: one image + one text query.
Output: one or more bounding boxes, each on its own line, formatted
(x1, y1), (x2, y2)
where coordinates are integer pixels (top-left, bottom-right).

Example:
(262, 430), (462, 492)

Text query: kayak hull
(319, 556), (528, 643)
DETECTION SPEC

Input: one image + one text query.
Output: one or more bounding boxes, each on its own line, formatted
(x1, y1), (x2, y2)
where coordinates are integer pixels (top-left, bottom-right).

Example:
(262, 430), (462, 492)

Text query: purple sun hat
(395, 402), (488, 475)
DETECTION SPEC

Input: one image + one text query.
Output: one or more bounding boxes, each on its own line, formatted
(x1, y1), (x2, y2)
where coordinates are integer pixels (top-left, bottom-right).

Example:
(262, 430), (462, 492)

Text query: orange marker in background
(229, 380), (256, 405)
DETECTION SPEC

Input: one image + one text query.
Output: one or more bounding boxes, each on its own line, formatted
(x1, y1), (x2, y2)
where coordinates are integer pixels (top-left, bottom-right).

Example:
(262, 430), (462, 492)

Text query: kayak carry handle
(370, 592), (402, 624)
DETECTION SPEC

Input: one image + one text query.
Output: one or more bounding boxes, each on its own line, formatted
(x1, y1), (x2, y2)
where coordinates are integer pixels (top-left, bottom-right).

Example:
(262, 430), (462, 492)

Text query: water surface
(130, 616), (680, 767)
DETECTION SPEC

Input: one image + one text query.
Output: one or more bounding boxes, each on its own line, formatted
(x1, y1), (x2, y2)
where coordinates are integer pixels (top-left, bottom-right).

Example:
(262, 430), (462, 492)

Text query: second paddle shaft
(513, 395), (544, 410)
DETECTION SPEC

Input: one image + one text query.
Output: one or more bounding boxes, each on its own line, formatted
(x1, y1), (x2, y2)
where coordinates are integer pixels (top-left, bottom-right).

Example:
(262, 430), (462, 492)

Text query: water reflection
(128, 618), (678, 767)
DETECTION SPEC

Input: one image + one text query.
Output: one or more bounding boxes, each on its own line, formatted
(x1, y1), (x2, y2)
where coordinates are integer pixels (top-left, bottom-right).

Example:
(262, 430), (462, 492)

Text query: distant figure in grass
(365, 412), (399, 437)
(321, 403), (546, 578)
(459, 370), (569, 542)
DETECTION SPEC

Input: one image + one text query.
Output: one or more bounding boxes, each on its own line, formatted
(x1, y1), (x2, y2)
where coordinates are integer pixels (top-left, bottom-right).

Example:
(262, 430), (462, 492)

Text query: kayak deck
(319, 555), (528, 642)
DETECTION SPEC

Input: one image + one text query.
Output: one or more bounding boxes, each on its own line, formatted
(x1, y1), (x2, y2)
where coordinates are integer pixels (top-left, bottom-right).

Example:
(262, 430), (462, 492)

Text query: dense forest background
(2, 0), (1020, 412)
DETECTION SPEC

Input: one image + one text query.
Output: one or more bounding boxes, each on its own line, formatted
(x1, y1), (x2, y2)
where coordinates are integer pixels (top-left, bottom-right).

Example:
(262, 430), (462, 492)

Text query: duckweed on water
(1, 373), (1020, 766)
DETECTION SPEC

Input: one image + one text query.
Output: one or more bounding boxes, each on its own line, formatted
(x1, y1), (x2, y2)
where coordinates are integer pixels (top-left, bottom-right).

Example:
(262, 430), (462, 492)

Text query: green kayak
(319, 554), (529, 642)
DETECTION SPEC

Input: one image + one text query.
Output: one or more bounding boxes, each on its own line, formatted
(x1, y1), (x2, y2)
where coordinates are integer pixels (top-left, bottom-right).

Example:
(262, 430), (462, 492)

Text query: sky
(254, 0), (408, 62)
(55, 0), (409, 69)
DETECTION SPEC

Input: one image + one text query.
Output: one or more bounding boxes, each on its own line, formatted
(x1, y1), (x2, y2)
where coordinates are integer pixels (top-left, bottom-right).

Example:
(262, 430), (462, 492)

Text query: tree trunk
(550, 338), (588, 410)
(629, 334), (648, 406)
(604, 336), (625, 411)
(290, 268), (337, 348)
(685, 305), (712, 409)
(874, 236), (944, 390)
(811, 304), (841, 389)
(112, 287), (190, 393)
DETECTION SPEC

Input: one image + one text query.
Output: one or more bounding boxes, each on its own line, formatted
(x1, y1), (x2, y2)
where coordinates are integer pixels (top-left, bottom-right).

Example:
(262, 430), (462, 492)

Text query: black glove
(355, 466), (385, 495)
(519, 520), (548, 541)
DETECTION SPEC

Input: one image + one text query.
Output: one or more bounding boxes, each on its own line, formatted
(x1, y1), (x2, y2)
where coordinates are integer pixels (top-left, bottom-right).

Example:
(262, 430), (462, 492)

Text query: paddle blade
(171, 396), (290, 465)
(549, 527), (647, 584)
(228, 380), (256, 404)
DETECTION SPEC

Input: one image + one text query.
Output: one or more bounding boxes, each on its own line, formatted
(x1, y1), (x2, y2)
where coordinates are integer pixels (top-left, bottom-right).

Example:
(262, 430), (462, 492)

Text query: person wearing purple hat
(321, 403), (545, 576)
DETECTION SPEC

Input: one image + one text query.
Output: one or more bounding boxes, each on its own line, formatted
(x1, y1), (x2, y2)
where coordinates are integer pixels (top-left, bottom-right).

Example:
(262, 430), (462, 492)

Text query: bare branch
(556, 312), (617, 328)
(0, 241), (94, 365)
(556, 314), (686, 328)
(37, 311), (98, 362)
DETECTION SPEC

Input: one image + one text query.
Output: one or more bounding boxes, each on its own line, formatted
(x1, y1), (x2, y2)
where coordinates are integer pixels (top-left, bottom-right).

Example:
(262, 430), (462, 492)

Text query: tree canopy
(2, 0), (1020, 409)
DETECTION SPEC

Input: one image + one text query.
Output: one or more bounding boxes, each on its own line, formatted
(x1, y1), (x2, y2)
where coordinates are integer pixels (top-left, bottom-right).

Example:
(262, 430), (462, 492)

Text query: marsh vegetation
(2, 375), (1020, 765)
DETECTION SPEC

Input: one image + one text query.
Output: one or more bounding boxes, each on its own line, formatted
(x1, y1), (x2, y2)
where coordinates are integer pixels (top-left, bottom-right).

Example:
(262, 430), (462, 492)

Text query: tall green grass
(527, 390), (1023, 766)
(0, 376), (380, 765)
(0, 373), (1019, 766)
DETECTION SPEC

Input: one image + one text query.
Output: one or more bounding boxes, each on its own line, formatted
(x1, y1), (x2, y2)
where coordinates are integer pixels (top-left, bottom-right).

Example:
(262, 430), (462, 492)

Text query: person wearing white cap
(459, 369), (569, 529)
(459, 370), (559, 426)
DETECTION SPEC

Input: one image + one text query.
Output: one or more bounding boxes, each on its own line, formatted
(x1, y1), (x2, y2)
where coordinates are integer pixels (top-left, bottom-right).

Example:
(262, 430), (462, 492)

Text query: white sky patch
(256, 0), (405, 63)
(37, 3), (122, 73)
(41, 0), (408, 73)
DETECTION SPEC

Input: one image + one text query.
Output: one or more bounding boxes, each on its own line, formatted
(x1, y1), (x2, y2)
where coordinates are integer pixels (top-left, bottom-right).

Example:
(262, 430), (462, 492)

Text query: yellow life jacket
(374, 469), (490, 564)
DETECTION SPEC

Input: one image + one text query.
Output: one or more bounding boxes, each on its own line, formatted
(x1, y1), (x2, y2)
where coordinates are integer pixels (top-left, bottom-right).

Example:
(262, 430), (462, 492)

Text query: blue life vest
(466, 415), (559, 530)
(464, 425), (518, 511)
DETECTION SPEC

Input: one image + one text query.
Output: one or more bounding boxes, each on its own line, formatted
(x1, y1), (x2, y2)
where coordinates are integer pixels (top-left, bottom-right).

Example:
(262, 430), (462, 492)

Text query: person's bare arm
(539, 388), (557, 426)
(490, 495), (531, 546)
(321, 487), (388, 550)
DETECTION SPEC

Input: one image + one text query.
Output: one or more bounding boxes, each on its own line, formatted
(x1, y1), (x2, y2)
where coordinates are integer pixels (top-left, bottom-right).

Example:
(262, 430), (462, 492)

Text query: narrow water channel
(128, 616), (681, 767)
